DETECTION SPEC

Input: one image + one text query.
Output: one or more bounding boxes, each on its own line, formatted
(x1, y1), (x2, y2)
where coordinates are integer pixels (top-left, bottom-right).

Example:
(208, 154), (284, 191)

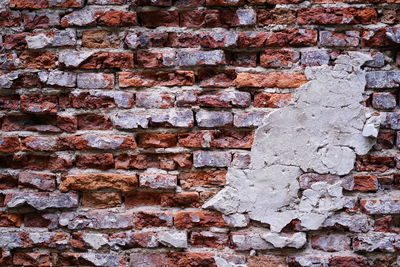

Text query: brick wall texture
(0, 0), (400, 266)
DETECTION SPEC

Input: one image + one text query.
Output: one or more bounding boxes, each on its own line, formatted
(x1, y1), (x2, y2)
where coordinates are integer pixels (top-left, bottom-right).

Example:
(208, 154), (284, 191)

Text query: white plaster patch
(204, 52), (384, 232)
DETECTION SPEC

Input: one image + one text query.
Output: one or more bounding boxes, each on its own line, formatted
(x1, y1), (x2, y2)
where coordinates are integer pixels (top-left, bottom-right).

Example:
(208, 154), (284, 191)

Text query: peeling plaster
(204, 52), (385, 232)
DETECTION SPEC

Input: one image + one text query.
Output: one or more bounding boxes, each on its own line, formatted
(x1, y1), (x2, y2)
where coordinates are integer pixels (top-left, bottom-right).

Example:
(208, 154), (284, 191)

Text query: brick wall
(0, 0), (399, 266)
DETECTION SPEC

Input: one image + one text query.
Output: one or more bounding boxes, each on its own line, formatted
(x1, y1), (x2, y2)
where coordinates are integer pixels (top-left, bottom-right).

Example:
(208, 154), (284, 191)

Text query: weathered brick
(0, 136), (20, 152)
(77, 73), (115, 89)
(82, 192), (122, 209)
(329, 256), (369, 267)
(196, 110), (233, 127)
(136, 50), (176, 68)
(59, 52), (133, 69)
(353, 233), (399, 252)
(179, 170), (226, 189)
(125, 31), (169, 49)
(82, 30), (121, 48)
(10, 0), (83, 8)
(234, 111), (268, 127)
(176, 50), (226, 66)
(301, 50), (330, 66)
(134, 211), (173, 229)
(0, 213), (22, 227)
(198, 69), (237, 88)
(362, 28), (393, 47)
(248, 255), (287, 267)
(139, 172), (177, 189)
(61, 173), (138, 192)
(12, 252), (50, 267)
(238, 32), (268, 48)
(361, 199), (400, 214)
(254, 92), (291, 108)
(24, 213), (58, 228)
(311, 234), (350, 252)
(135, 92), (174, 109)
(76, 153), (114, 169)
(139, 11), (179, 27)
(320, 31), (360, 47)
(230, 52), (257, 67)
(366, 71), (400, 89)
(23, 12), (59, 29)
(190, 231), (229, 248)
(236, 72), (308, 88)
(137, 133), (177, 148)
(175, 211), (227, 228)
(115, 153), (192, 170)
(4, 192), (78, 211)
(119, 71), (195, 87)
(260, 49), (300, 68)
(298, 8), (377, 25)
(356, 155), (395, 172)
(257, 9), (296, 25)
(20, 94), (58, 114)
(18, 171), (56, 191)
(0, 11), (21, 27)
(199, 32), (237, 48)
(372, 92), (396, 110)
(179, 130), (253, 148)
(193, 151), (231, 168)
(59, 212), (133, 230)
(265, 29), (318, 47)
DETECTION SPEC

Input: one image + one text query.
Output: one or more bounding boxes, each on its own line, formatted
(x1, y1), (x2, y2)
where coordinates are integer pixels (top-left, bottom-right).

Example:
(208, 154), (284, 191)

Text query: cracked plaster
(204, 52), (385, 232)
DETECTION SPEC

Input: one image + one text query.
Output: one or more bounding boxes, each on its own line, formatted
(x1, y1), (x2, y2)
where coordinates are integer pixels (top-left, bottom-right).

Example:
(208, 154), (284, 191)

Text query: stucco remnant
(204, 52), (384, 232)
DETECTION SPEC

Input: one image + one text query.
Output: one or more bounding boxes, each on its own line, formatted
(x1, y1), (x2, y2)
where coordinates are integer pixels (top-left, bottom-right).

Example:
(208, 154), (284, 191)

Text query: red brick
(0, 136), (20, 152)
(10, 0), (83, 8)
(179, 171), (226, 189)
(119, 71), (195, 87)
(0, 213), (22, 227)
(137, 133), (177, 148)
(139, 11), (179, 27)
(18, 171), (56, 191)
(115, 153), (192, 170)
(174, 211), (227, 228)
(0, 174), (18, 189)
(236, 73), (308, 88)
(238, 32), (268, 48)
(77, 114), (113, 130)
(298, 8), (377, 25)
(76, 153), (114, 169)
(82, 192), (122, 208)
(356, 155), (395, 172)
(82, 30), (121, 48)
(19, 51), (56, 69)
(374, 216), (400, 233)
(161, 192), (200, 207)
(23, 13), (59, 29)
(353, 175), (379, 191)
(248, 255), (286, 267)
(60, 173), (138, 191)
(134, 211), (173, 229)
(257, 9), (296, 25)
(13, 252), (50, 267)
(329, 256), (368, 267)
(254, 92), (292, 108)
(20, 95), (58, 114)
(265, 29), (318, 47)
(0, 11), (21, 27)
(198, 69), (236, 88)
(58, 135), (136, 151)
(126, 192), (163, 207)
(362, 28), (393, 47)
(260, 49), (300, 68)
(97, 11), (136, 26)
(178, 130), (253, 148)
(190, 231), (229, 248)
